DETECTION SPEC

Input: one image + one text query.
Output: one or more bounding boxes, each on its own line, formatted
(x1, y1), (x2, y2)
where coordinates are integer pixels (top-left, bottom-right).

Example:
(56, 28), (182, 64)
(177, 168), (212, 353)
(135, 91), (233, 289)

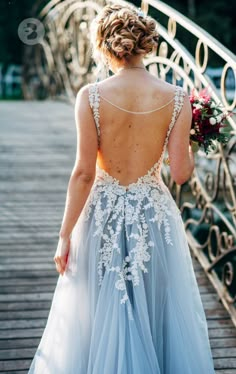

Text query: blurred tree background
(0, 0), (235, 66)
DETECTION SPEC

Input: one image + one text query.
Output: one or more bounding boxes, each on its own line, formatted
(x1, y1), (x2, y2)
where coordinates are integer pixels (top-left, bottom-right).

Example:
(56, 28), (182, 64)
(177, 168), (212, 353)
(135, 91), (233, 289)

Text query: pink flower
(198, 88), (211, 102)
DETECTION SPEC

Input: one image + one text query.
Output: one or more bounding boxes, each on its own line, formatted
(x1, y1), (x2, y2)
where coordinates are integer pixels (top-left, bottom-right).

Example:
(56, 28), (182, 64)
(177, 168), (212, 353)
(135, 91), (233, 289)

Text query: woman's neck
(109, 56), (145, 74)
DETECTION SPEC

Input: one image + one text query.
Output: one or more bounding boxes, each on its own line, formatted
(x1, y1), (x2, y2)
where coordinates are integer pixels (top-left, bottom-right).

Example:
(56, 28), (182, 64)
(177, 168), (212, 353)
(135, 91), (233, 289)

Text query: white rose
(213, 110), (218, 116)
(210, 102), (216, 108)
(209, 117), (217, 125)
(216, 115), (222, 123)
(190, 129), (196, 135)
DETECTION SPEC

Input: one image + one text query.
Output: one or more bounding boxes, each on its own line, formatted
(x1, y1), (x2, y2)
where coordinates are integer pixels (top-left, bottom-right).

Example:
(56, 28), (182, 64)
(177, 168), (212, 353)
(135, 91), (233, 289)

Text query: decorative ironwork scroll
(22, 0), (236, 325)
(22, 0), (103, 100)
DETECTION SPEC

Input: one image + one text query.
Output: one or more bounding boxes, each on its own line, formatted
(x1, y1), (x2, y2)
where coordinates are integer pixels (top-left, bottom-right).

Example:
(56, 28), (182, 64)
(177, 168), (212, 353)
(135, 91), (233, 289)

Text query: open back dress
(28, 83), (215, 374)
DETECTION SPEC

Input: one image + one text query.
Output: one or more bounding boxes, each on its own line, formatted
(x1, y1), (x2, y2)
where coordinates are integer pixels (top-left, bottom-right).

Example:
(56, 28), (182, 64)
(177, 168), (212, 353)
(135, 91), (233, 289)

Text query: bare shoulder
(153, 77), (176, 92)
(141, 73), (183, 101)
(156, 79), (190, 110)
(152, 78), (187, 100)
(75, 83), (91, 102)
(74, 83), (96, 115)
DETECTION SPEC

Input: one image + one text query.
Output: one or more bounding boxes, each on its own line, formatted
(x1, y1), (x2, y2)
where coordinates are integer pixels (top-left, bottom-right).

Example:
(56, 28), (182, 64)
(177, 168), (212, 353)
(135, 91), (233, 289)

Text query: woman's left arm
(54, 85), (98, 275)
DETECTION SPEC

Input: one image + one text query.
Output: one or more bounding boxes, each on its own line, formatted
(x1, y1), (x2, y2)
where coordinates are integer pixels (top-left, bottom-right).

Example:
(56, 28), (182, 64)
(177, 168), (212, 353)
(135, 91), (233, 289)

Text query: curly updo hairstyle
(91, 4), (159, 61)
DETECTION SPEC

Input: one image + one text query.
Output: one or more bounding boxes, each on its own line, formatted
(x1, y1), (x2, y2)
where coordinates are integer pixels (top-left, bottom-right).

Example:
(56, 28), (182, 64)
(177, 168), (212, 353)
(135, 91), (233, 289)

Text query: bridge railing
(139, 0), (236, 325)
(22, 0), (236, 325)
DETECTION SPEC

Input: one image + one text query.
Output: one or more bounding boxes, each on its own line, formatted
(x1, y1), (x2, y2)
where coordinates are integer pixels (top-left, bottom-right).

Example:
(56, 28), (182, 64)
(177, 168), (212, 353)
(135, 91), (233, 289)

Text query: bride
(28, 3), (215, 373)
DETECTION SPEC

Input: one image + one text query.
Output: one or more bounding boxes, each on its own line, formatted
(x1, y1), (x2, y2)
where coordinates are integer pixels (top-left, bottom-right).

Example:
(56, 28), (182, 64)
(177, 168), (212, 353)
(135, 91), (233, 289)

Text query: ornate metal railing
(139, 0), (236, 325)
(22, 0), (236, 325)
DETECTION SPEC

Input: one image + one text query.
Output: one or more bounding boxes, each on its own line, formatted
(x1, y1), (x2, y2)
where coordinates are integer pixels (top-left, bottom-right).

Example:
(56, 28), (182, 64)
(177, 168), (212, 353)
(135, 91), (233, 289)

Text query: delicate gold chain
(99, 93), (175, 115)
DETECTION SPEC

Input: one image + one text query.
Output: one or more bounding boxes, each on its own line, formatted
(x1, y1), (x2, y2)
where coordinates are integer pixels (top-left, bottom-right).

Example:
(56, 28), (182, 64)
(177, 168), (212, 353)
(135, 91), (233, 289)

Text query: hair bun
(91, 4), (159, 60)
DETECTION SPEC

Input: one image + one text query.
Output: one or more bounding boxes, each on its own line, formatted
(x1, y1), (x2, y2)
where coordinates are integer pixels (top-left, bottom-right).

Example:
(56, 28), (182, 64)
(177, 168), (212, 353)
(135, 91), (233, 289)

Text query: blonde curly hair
(91, 4), (159, 61)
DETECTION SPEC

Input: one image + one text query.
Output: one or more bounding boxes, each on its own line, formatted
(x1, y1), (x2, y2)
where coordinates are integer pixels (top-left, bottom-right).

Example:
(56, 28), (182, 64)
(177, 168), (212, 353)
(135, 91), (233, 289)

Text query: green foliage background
(0, 0), (235, 66)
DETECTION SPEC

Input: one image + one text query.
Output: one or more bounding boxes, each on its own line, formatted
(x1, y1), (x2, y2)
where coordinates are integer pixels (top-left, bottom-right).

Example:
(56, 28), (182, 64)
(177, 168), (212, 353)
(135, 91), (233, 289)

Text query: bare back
(89, 70), (185, 186)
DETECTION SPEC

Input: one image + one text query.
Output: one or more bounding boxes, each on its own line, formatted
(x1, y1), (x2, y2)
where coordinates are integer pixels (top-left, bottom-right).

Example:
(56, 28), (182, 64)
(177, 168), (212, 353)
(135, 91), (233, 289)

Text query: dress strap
(88, 83), (101, 147)
(163, 85), (186, 149)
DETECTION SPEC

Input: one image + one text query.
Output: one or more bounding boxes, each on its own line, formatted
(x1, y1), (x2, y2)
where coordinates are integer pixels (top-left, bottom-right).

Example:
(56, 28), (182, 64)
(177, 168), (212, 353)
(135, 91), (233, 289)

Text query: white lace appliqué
(84, 174), (181, 308)
(88, 84), (101, 147)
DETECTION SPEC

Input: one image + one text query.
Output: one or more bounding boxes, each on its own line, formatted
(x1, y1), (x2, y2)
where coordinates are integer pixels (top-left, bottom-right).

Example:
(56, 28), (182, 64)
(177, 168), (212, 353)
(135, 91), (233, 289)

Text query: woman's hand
(54, 236), (71, 276)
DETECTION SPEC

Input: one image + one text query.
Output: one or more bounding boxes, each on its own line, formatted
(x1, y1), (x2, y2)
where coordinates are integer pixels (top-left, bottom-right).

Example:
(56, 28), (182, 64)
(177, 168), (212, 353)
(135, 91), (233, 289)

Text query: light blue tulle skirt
(28, 175), (215, 373)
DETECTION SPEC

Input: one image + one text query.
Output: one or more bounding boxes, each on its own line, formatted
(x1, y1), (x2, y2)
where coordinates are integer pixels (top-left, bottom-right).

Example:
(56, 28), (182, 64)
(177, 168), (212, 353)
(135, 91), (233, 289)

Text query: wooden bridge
(0, 101), (236, 373)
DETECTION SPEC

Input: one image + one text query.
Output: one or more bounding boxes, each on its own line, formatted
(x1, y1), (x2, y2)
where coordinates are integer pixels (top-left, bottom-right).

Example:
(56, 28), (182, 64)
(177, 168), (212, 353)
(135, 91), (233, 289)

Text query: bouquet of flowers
(189, 89), (229, 154)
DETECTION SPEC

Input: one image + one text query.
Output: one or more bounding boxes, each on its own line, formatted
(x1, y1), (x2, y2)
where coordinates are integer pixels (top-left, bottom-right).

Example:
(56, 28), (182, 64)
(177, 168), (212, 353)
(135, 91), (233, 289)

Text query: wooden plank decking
(0, 101), (236, 373)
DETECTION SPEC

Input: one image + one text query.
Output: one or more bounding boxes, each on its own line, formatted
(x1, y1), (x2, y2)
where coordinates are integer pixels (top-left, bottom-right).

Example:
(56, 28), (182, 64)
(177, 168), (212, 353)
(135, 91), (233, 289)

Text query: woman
(28, 4), (215, 373)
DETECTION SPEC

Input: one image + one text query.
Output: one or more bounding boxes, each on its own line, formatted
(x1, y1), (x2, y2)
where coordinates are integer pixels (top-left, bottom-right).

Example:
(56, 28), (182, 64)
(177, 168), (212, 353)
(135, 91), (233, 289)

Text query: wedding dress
(28, 84), (215, 373)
